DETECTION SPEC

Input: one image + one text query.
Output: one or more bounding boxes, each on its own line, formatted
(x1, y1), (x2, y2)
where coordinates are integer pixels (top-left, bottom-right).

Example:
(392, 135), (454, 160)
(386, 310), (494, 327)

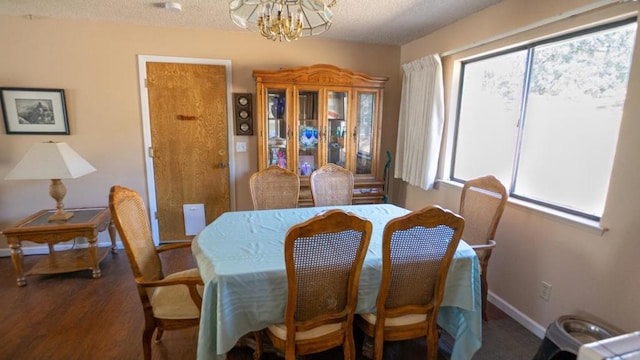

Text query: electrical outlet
(540, 281), (552, 301)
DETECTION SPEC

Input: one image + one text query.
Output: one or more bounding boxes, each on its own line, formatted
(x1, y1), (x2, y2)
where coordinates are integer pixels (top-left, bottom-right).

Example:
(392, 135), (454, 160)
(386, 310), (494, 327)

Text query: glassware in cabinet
(327, 90), (348, 168)
(267, 90), (288, 169)
(297, 90), (319, 176)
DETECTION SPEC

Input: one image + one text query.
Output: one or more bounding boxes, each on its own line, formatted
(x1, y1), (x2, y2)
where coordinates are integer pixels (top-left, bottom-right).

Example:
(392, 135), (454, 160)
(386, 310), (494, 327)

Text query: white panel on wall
(183, 203), (206, 236)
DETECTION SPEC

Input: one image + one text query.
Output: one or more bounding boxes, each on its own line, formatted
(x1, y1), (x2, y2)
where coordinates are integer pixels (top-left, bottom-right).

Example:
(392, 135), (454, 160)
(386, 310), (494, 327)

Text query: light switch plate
(236, 142), (247, 152)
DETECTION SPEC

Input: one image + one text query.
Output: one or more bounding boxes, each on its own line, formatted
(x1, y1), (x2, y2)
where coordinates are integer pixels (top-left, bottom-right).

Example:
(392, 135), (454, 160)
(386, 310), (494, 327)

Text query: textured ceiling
(0, 0), (503, 46)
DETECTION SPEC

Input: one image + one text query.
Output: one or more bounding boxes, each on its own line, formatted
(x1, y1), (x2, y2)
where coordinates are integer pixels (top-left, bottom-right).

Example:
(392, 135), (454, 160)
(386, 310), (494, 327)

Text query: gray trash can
(533, 315), (622, 360)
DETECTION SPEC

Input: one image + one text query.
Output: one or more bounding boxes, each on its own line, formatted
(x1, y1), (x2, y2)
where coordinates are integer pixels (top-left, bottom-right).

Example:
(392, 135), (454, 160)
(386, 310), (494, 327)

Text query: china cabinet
(253, 64), (388, 206)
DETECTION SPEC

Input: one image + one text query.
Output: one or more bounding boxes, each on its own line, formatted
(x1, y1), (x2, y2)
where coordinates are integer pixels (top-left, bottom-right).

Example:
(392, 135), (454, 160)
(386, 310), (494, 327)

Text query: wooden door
(146, 62), (229, 241)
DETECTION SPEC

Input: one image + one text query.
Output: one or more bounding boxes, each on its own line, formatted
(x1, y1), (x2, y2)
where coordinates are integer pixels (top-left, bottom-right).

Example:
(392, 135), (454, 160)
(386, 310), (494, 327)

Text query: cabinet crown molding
(253, 64), (388, 88)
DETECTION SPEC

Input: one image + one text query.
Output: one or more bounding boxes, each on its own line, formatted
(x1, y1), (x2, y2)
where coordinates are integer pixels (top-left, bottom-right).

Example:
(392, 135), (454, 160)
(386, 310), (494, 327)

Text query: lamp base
(48, 179), (74, 222)
(48, 210), (74, 222)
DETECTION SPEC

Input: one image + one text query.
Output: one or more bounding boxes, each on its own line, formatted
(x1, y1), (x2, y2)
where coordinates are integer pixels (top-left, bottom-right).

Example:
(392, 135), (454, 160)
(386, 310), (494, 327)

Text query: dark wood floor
(0, 246), (507, 359)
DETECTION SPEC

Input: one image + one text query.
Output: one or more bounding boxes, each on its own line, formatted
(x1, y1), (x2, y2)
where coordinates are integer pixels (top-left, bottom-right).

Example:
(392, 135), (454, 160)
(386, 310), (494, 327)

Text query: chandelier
(229, 0), (336, 42)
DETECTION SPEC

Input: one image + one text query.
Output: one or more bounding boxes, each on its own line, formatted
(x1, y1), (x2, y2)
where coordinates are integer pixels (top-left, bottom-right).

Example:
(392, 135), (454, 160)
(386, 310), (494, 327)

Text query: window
(451, 18), (637, 220)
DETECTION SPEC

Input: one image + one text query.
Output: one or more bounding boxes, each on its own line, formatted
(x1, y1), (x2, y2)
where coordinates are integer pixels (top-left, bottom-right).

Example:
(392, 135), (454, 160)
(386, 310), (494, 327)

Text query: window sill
(436, 179), (609, 236)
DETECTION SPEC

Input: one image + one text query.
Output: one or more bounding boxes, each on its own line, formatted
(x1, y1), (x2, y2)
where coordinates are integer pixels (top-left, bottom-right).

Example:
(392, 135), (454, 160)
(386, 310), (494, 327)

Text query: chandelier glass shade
(229, 0), (336, 42)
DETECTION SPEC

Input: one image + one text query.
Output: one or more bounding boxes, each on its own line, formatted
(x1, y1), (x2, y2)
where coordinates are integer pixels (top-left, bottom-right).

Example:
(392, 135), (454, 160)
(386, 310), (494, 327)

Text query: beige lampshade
(5, 141), (96, 180)
(5, 141), (96, 222)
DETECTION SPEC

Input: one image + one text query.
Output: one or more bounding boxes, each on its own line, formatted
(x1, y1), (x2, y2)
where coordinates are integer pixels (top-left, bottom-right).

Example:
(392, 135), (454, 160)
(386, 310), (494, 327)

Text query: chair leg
(426, 324), (439, 360)
(480, 261), (489, 322)
(285, 341), (295, 360)
(142, 325), (155, 360)
(252, 331), (263, 360)
(374, 332), (384, 360)
(155, 328), (164, 343)
(344, 330), (356, 360)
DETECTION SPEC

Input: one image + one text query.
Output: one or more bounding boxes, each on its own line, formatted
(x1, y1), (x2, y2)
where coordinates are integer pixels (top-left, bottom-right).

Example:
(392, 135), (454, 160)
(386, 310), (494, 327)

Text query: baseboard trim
(488, 291), (546, 339)
(0, 242), (124, 258)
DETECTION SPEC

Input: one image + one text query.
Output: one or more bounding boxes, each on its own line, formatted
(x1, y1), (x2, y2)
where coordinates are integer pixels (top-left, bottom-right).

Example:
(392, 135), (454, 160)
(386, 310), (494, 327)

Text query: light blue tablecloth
(192, 204), (482, 360)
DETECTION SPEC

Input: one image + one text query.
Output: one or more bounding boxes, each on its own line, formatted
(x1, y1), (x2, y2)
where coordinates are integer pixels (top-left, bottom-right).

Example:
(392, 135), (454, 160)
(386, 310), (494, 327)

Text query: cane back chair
(356, 205), (465, 360)
(253, 209), (372, 360)
(109, 185), (204, 360)
(250, 165), (300, 210)
(459, 175), (508, 321)
(309, 163), (354, 206)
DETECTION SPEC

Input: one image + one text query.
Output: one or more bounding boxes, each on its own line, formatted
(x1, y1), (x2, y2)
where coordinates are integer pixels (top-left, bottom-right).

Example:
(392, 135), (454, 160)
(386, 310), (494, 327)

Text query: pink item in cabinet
(277, 149), (287, 168)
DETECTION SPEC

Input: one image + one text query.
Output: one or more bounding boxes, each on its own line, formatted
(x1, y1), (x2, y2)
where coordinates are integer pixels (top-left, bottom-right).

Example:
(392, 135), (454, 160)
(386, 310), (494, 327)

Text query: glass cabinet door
(355, 92), (376, 175)
(297, 90), (319, 176)
(255, 65), (388, 206)
(267, 89), (288, 169)
(326, 90), (348, 168)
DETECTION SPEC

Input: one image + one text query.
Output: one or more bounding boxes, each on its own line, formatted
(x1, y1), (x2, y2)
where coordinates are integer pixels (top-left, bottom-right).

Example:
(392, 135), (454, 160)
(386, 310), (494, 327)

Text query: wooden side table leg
(88, 231), (102, 279)
(8, 237), (26, 287)
(108, 220), (117, 253)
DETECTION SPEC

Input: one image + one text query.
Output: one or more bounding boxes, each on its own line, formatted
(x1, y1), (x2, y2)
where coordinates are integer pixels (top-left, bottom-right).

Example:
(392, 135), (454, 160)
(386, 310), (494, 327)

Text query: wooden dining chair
(355, 205), (465, 360)
(253, 209), (373, 360)
(109, 185), (204, 360)
(249, 165), (300, 210)
(309, 163), (354, 206)
(459, 175), (508, 321)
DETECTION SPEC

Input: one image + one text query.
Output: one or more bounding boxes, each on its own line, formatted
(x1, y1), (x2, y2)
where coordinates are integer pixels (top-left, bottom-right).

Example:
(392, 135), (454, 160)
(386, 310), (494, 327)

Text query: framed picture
(0, 87), (70, 135)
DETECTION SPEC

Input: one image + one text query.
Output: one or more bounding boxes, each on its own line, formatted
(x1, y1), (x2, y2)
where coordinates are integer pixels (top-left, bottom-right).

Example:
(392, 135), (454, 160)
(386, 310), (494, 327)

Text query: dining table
(192, 203), (482, 360)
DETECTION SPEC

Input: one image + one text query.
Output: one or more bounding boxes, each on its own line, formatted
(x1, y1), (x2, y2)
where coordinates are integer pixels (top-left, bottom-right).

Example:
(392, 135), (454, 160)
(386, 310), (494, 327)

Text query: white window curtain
(394, 54), (444, 190)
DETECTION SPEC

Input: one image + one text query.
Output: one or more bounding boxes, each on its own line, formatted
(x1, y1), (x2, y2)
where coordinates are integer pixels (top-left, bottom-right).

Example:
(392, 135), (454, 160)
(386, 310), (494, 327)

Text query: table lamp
(5, 141), (96, 221)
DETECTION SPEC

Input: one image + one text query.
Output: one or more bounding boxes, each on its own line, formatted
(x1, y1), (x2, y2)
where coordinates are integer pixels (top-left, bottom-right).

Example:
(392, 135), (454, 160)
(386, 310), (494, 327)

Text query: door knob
(218, 162), (227, 168)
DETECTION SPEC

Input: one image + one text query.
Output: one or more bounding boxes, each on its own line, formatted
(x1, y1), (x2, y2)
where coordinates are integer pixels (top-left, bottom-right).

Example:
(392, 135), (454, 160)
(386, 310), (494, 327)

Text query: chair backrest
(377, 206), (465, 316)
(459, 175), (508, 246)
(109, 185), (164, 283)
(250, 165), (300, 210)
(284, 209), (372, 332)
(309, 163), (354, 206)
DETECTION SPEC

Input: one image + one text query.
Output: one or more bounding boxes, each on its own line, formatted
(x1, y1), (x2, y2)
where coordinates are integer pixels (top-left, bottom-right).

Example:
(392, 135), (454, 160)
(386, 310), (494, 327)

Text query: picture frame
(0, 87), (70, 135)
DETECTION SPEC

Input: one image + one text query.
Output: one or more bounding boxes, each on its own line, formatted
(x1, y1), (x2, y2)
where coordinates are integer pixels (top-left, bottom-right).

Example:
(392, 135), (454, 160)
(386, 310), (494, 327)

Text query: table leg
(8, 237), (26, 287)
(108, 220), (117, 253)
(88, 231), (102, 279)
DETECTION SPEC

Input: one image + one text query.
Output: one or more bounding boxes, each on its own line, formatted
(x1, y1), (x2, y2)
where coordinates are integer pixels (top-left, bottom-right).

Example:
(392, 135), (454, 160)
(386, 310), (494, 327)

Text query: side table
(2, 207), (117, 286)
